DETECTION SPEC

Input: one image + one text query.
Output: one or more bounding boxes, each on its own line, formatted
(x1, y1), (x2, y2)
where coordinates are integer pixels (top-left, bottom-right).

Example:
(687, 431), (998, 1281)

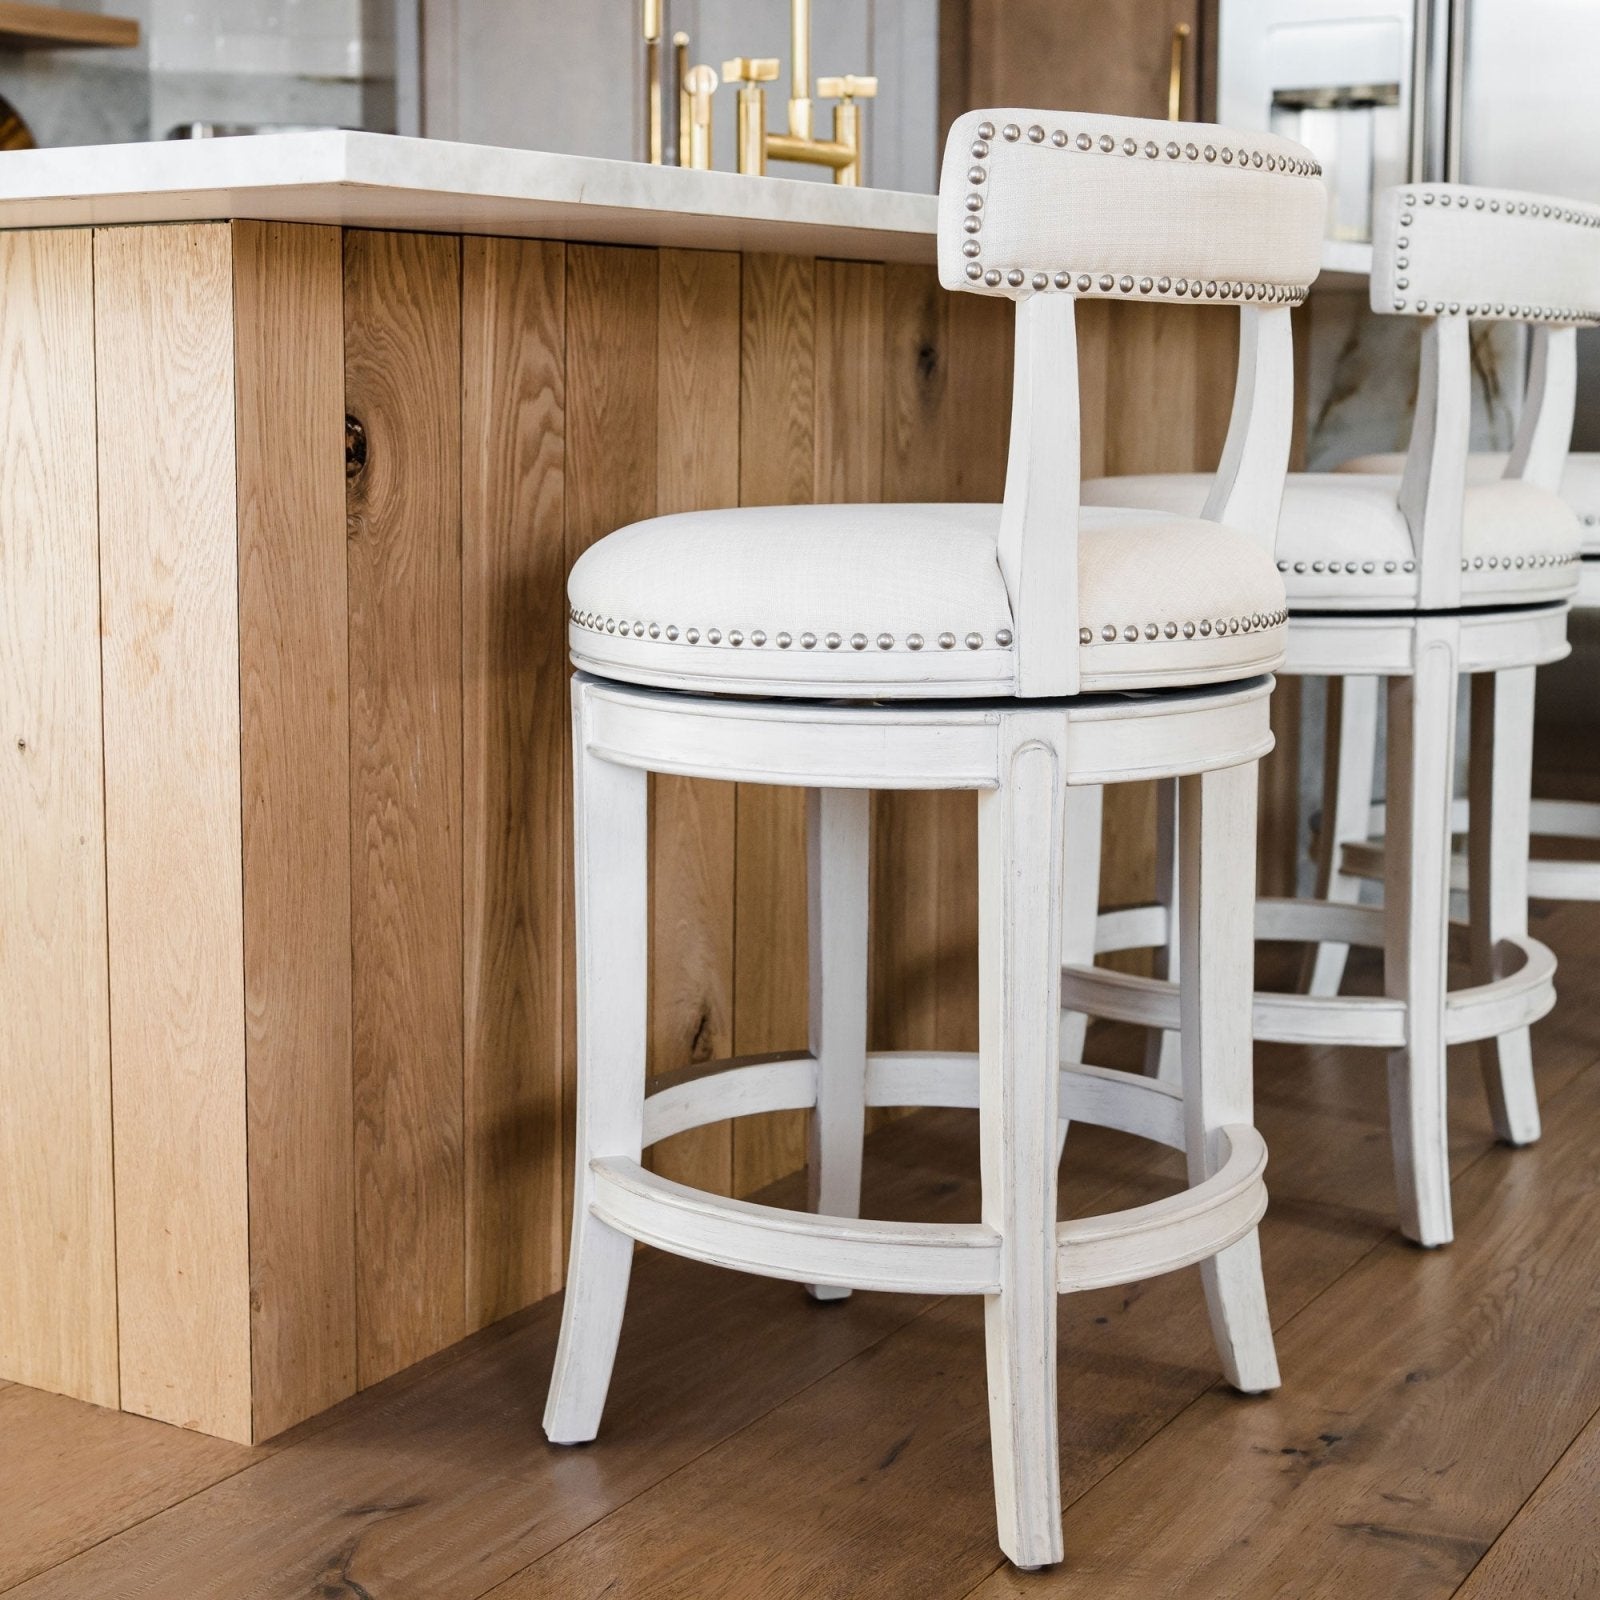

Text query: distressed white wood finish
(1467, 668), (1542, 1147)
(1303, 674), (1379, 997)
(1384, 618), (1460, 1246)
(1057, 782), (1103, 1158)
(805, 787), (870, 1302)
(542, 686), (649, 1444)
(547, 673), (1277, 1571)
(979, 714), (1067, 1567)
(1064, 606), (1566, 1247)
(1179, 761), (1279, 1392)
(1144, 779), (1183, 1083)
(1506, 328), (1579, 494)
(1000, 295), (1081, 698)
(1399, 317), (1472, 610)
(1202, 306), (1296, 552)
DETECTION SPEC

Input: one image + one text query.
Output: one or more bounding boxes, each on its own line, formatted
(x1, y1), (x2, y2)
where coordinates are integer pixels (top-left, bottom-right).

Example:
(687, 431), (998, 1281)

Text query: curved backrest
(938, 109), (1325, 696)
(1369, 184), (1600, 607)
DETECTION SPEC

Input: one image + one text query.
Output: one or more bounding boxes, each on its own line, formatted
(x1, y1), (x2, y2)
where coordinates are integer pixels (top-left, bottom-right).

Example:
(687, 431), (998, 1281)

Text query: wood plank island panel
(0, 215), (1273, 1446)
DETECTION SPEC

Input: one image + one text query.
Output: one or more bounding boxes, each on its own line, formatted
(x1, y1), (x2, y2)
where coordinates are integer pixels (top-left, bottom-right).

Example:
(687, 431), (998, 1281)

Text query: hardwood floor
(6, 899), (1600, 1597)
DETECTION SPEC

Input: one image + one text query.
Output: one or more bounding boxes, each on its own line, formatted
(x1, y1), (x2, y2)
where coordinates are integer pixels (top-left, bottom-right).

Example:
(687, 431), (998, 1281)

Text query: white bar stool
(543, 110), (1325, 1569)
(1314, 450), (1600, 908)
(1071, 184), (1598, 1249)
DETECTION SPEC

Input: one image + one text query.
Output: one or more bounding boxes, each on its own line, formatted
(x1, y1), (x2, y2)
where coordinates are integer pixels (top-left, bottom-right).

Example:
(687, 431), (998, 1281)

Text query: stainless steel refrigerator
(1219, 0), (1600, 439)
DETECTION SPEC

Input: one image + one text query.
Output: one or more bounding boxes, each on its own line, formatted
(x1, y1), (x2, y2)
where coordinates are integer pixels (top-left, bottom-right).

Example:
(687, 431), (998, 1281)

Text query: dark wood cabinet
(940, 0), (1216, 134)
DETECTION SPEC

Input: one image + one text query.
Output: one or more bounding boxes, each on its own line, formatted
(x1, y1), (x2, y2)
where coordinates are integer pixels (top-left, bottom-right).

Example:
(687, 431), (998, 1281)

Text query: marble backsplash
(1303, 287), (1525, 470)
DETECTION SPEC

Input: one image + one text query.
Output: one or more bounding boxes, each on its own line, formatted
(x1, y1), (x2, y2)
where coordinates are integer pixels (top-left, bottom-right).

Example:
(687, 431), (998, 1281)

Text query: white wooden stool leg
(1144, 777), (1182, 1083)
(806, 786), (871, 1302)
(544, 687), (650, 1443)
(1302, 674), (1380, 997)
(1056, 782), (1103, 1162)
(1179, 762), (1280, 1395)
(1384, 627), (1459, 1248)
(1467, 668), (1542, 1147)
(980, 717), (1066, 1570)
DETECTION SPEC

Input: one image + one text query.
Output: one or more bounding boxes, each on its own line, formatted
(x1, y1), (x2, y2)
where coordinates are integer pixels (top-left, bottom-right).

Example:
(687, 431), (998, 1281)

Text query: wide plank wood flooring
(5, 897), (1600, 1598)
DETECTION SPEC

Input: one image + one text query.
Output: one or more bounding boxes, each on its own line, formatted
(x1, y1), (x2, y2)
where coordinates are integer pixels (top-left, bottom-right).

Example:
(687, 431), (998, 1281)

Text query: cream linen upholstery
(1339, 452), (1600, 554)
(568, 503), (1287, 699)
(941, 110), (1324, 308)
(1372, 186), (1600, 324)
(1080, 472), (1579, 611)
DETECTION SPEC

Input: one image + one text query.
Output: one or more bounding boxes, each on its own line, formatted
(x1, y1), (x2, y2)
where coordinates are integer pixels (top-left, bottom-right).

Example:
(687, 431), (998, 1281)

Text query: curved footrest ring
(1067, 895), (1557, 1050)
(1337, 796), (1600, 903)
(615, 1053), (1267, 1298)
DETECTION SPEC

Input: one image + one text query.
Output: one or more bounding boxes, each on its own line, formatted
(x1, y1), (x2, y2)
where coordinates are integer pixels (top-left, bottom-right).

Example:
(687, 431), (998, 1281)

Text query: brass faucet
(724, 0), (877, 185)
(643, 2), (718, 170)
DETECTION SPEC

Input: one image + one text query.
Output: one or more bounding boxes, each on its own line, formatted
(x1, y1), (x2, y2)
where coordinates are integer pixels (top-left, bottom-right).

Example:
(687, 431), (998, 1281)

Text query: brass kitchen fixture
(725, 0), (876, 184)
(643, 1), (718, 169)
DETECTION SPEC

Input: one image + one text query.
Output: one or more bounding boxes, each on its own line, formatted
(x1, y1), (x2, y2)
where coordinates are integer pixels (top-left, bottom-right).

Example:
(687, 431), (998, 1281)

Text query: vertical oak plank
(232, 221), (355, 1439)
(0, 229), (117, 1409)
(461, 238), (569, 1330)
(733, 252), (816, 1195)
(344, 229), (465, 1386)
(95, 223), (251, 1440)
(564, 243), (660, 1230)
(651, 248), (741, 1195)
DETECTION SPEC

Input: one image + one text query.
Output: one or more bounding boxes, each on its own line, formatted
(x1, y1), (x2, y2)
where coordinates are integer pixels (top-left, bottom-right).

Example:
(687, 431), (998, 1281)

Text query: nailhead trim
(569, 608), (1013, 652)
(1077, 608), (1286, 646)
(1388, 190), (1600, 323)
(961, 118), (1318, 305)
(1275, 553), (1579, 576)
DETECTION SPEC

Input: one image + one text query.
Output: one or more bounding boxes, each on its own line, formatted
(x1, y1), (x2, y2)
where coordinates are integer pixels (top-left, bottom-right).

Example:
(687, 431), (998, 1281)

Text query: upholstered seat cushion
(1079, 472), (1580, 610)
(568, 502), (1287, 699)
(1338, 451), (1600, 555)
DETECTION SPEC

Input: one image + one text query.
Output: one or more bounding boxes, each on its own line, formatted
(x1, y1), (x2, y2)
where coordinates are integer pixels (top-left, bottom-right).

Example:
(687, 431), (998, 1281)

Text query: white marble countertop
(0, 131), (939, 261)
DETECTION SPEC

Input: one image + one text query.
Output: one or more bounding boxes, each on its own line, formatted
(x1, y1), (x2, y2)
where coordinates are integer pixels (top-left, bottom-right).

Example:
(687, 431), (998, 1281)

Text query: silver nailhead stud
(984, 270), (1002, 287)
(1033, 272), (1049, 290)
(966, 263), (983, 281)
(666, 625), (679, 640)
(1119, 274), (1135, 292)
(648, 622), (660, 638)
(965, 632), (983, 649)
(1027, 124), (1044, 142)
(1123, 624), (1138, 641)
(1002, 123), (1020, 141)
(751, 630), (767, 646)
(850, 632), (867, 650)
(1164, 622), (1177, 638)
(939, 632), (957, 649)
(1101, 624), (1117, 641)
(632, 621), (645, 636)
(995, 629), (1013, 647)
(1099, 134), (1115, 152)
(1183, 622), (1196, 638)
(801, 632), (817, 649)
(907, 633), (924, 650)
(1007, 269), (1025, 287)
(1051, 129), (1068, 147)
(728, 630), (744, 645)
(1098, 273), (1114, 291)
(824, 632), (842, 649)
(876, 632), (894, 650)
(1143, 623), (1159, 639)
(708, 628), (722, 643)
(776, 632), (791, 648)
(977, 121), (994, 139)
(1054, 271), (1072, 289)
(1079, 627), (1092, 645)
(1077, 274), (1093, 291)
(1123, 137), (1138, 154)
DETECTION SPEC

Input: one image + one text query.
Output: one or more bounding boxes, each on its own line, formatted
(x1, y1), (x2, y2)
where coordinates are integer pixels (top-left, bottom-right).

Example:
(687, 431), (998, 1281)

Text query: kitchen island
(0, 132), (1255, 1443)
